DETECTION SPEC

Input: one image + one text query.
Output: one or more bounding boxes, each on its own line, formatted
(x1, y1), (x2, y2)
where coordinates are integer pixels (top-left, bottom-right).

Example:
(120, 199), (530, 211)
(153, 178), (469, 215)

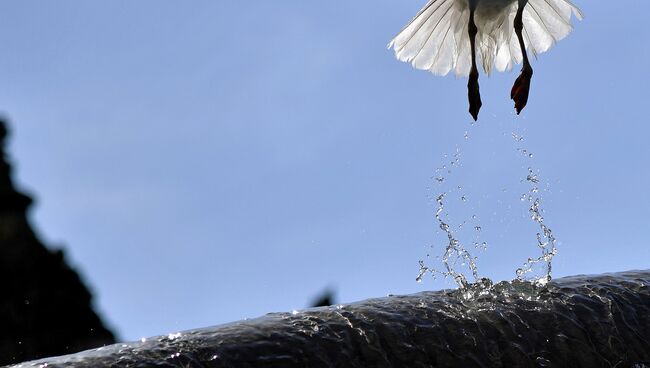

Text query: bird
(388, 0), (583, 120)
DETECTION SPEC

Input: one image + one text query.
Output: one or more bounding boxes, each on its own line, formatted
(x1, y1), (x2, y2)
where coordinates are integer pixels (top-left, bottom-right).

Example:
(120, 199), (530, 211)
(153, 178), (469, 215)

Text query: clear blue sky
(0, 1), (648, 341)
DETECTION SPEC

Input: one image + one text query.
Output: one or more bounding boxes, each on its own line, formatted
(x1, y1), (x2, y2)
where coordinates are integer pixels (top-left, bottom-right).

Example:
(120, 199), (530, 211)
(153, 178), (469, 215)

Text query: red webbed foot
(511, 66), (533, 115)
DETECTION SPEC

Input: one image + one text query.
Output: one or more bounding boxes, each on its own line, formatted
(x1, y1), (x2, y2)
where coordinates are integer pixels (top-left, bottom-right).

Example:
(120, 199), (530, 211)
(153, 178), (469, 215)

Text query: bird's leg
(511, 0), (533, 114)
(467, 8), (482, 121)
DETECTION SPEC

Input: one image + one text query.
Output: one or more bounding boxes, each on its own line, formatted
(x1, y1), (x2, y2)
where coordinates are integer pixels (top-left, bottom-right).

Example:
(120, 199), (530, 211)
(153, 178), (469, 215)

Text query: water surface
(13, 270), (650, 367)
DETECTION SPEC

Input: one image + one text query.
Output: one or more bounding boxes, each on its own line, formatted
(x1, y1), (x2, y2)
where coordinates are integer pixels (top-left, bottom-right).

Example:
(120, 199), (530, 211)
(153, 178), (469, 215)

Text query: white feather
(388, 0), (583, 77)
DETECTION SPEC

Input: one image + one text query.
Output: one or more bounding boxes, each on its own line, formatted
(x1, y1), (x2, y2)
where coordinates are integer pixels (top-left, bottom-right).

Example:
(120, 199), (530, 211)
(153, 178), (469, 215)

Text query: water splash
(436, 192), (479, 288)
(513, 134), (557, 286)
(419, 125), (558, 291)
(418, 146), (485, 289)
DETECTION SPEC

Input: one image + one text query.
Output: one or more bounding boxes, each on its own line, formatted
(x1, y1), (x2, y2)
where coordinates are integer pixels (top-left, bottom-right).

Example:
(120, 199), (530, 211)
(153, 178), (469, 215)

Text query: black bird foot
(468, 70), (482, 121)
(511, 66), (533, 115)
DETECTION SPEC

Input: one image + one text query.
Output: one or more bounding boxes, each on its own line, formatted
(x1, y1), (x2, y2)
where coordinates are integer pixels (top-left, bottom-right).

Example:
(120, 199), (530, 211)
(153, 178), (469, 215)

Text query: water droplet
(512, 132), (524, 142)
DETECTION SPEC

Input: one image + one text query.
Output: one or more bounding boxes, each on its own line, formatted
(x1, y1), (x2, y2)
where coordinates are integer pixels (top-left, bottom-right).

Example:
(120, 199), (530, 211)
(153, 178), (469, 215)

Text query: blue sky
(0, 1), (648, 341)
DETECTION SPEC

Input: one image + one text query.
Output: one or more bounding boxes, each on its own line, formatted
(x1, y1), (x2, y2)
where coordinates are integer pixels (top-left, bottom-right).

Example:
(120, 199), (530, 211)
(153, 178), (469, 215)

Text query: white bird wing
(388, 0), (471, 77)
(389, 0), (583, 77)
(490, 0), (584, 74)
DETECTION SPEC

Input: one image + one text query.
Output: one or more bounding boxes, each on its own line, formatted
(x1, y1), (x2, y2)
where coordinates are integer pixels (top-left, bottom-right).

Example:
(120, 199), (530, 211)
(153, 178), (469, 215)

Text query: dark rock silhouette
(0, 120), (115, 365)
(11, 270), (650, 367)
(309, 288), (336, 308)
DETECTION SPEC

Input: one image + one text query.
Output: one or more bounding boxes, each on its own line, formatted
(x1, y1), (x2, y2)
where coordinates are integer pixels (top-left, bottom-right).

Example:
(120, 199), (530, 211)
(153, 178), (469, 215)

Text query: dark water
(10, 270), (650, 368)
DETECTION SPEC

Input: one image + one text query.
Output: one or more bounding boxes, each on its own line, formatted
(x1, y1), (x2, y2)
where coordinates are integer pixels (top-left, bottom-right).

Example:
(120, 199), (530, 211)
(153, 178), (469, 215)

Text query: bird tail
(388, 0), (583, 77)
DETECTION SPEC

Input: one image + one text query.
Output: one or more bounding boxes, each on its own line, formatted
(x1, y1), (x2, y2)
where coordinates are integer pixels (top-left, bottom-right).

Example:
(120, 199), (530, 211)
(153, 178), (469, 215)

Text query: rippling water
(13, 270), (650, 367)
